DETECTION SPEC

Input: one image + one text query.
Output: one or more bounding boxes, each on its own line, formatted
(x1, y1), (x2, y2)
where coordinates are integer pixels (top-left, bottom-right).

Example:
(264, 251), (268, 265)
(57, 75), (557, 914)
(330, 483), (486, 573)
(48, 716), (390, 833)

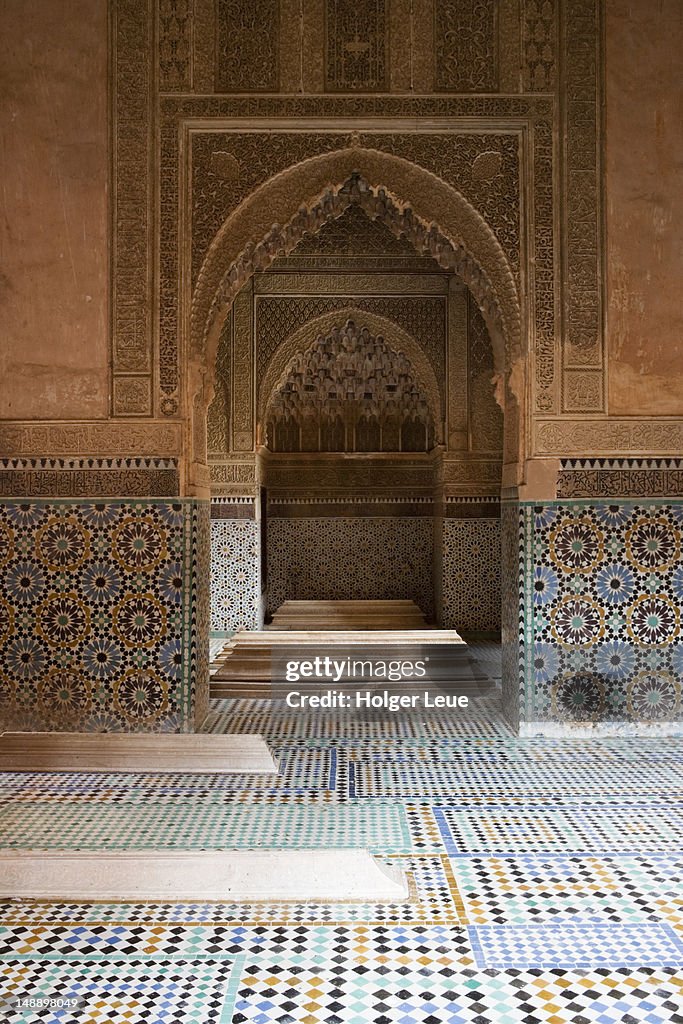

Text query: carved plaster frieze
(0, 422), (183, 458)
(536, 421), (683, 457)
(254, 273), (449, 295)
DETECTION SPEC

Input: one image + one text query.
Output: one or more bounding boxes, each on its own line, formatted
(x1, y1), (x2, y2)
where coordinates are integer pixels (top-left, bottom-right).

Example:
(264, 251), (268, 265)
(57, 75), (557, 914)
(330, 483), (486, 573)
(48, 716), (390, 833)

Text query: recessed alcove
(206, 201), (504, 636)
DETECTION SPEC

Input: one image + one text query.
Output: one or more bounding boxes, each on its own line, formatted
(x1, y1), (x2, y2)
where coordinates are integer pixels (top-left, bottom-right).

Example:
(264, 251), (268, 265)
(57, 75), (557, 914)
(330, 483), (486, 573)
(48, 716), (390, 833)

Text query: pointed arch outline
(190, 147), (522, 388)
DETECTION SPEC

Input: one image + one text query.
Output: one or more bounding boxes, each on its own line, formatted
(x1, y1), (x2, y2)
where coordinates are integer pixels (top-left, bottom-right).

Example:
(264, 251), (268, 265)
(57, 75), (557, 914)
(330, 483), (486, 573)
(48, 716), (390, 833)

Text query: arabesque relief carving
(206, 256), (501, 494)
(468, 293), (504, 453)
(106, 4), (615, 465)
(216, 0), (279, 92)
(522, 0), (557, 91)
(0, 458), (180, 498)
(325, 0), (387, 91)
(0, 423), (182, 458)
(561, 0), (603, 385)
(256, 272), (448, 295)
(557, 459), (683, 499)
(190, 132), (520, 282)
(282, 202), (422, 259)
(112, 0), (153, 415)
(158, 97), (546, 427)
(207, 312), (231, 456)
(536, 422), (683, 457)
(193, 169), (519, 395)
(158, 0), (192, 91)
(435, 0), (498, 92)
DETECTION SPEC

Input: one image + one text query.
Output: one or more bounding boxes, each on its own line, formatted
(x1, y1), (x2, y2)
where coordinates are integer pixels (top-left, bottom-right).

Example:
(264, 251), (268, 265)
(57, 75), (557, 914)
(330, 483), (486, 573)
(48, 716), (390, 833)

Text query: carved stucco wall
(0, 1), (680, 470)
(153, 0), (596, 468)
(207, 206), (503, 489)
(208, 301), (502, 478)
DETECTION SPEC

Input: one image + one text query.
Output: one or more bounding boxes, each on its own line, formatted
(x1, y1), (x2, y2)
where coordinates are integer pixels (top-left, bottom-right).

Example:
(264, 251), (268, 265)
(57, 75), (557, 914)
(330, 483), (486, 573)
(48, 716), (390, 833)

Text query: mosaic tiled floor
(2, 643), (683, 1022)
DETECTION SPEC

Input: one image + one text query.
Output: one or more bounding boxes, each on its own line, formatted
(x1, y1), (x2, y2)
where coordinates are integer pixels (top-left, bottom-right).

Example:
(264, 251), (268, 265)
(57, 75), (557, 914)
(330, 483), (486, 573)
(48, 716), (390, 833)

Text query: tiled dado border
(0, 499), (209, 733)
(0, 458), (180, 497)
(514, 498), (683, 733)
(557, 459), (683, 499)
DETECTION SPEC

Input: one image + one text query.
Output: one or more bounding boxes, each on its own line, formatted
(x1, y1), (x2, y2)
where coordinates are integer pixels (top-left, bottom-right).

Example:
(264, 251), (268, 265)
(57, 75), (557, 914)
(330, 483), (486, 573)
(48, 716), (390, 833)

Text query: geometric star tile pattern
(0, 499), (202, 733)
(210, 519), (260, 633)
(523, 501), (683, 726)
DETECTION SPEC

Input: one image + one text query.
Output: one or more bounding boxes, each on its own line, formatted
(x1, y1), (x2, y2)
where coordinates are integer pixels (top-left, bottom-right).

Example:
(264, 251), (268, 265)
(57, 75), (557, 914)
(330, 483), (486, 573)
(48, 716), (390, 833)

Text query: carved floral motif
(325, 0), (387, 91)
(435, 0), (498, 92)
(216, 0), (279, 91)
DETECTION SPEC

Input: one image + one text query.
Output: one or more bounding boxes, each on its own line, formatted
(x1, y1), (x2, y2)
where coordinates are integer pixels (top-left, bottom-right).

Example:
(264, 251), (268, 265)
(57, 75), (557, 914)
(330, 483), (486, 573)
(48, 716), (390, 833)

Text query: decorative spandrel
(265, 320), (436, 454)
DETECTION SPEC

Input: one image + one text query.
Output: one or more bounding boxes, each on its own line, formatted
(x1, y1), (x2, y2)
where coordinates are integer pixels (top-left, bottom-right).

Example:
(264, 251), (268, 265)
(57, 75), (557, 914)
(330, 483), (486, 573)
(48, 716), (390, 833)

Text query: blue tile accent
(468, 922), (683, 969)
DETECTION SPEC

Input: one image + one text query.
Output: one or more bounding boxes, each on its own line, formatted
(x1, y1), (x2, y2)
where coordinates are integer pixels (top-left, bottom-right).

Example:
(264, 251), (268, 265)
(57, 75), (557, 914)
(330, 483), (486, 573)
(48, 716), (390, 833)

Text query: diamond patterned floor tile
(3, 681), (683, 1023)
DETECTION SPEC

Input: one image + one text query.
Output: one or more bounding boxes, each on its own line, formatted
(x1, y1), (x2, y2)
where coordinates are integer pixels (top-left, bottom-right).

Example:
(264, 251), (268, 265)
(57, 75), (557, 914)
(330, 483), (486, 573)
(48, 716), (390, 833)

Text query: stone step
(269, 610), (426, 618)
(224, 630), (464, 644)
(270, 610), (426, 618)
(210, 682), (273, 698)
(268, 623), (429, 631)
(211, 626), (472, 689)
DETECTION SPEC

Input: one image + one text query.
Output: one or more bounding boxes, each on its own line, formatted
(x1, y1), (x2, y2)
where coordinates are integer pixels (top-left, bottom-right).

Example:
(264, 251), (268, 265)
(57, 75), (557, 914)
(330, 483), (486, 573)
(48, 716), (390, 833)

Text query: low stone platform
(211, 625), (474, 698)
(0, 732), (278, 774)
(0, 849), (408, 902)
(268, 599), (431, 631)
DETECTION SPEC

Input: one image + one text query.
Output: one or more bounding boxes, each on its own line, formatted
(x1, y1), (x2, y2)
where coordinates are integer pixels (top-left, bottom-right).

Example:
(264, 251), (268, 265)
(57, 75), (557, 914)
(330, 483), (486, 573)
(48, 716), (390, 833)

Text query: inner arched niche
(264, 320), (438, 454)
(206, 196), (504, 634)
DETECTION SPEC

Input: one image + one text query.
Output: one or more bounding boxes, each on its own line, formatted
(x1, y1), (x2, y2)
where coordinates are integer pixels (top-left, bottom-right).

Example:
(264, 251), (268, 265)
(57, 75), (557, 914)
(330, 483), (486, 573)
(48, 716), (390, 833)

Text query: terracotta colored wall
(0, 0), (109, 420)
(606, 0), (683, 415)
(0, 2), (680, 425)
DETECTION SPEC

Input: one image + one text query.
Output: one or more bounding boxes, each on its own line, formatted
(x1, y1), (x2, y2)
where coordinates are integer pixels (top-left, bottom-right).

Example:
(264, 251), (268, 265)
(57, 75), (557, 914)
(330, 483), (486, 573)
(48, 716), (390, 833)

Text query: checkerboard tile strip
(468, 922), (683, 969)
(0, 955), (244, 1024)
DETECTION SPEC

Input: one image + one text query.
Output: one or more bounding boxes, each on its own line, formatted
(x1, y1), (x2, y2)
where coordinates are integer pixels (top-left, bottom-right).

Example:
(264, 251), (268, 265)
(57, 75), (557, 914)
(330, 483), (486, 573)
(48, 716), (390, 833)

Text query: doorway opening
(205, 193), (504, 640)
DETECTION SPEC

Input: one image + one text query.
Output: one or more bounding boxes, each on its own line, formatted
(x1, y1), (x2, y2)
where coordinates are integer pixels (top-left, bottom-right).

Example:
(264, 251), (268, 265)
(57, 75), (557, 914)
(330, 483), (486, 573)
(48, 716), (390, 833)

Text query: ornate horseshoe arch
(191, 147), (521, 372)
(189, 147), (525, 479)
